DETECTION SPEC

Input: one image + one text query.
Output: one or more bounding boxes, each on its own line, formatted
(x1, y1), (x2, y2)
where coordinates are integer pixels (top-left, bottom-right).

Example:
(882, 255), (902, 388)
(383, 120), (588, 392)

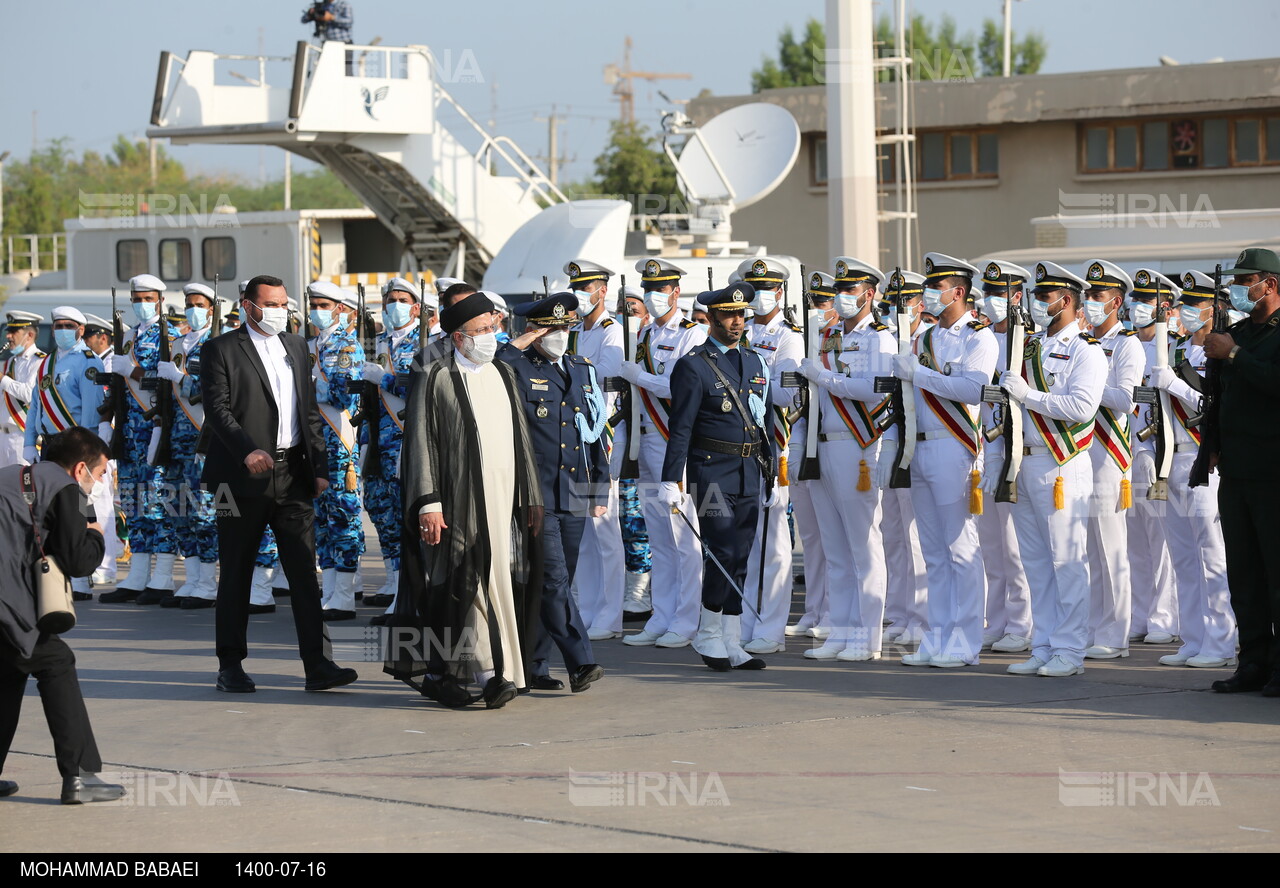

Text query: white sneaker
(882, 627), (904, 644)
(804, 643), (843, 660)
(991, 634), (1032, 653)
(982, 633), (1002, 650)
(807, 625), (831, 640)
(654, 631), (692, 649)
(1186, 655), (1237, 668)
(1143, 632), (1176, 644)
(784, 620), (815, 637)
(1008, 656), (1048, 675)
(743, 638), (784, 654)
(1037, 656), (1084, 677)
(588, 628), (621, 641)
(622, 629), (663, 646)
(929, 656), (971, 669)
(901, 652), (934, 667)
(836, 649), (882, 662)
(1159, 652), (1192, 666)
(1084, 645), (1129, 660)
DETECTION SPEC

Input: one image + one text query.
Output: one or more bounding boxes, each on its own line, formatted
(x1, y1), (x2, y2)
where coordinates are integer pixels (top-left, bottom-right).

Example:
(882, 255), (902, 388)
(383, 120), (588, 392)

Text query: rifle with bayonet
(873, 268), (916, 488)
(353, 283), (383, 478)
(142, 302), (174, 466)
(619, 273), (641, 479)
(97, 287), (130, 461)
(1187, 263), (1225, 488)
(1134, 295), (1176, 501)
(795, 265), (821, 480)
(979, 285), (1028, 502)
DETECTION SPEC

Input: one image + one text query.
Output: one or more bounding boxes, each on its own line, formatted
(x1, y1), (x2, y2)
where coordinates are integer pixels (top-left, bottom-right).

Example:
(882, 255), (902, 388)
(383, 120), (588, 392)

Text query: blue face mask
(1230, 281), (1262, 314)
(53, 329), (79, 352)
(133, 301), (158, 324)
(310, 309), (334, 330)
(384, 302), (413, 330)
(186, 307), (209, 330)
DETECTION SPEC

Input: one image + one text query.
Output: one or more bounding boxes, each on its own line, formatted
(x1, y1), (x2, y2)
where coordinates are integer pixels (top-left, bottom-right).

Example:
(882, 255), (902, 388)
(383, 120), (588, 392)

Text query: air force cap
(129, 274), (166, 293)
(513, 291), (577, 327)
(182, 283), (215, 301)
(307, 280), (359, 310)
(51, 306), (87, 325)
(699, 282), (755, 311)
(381, 277), (421, 302)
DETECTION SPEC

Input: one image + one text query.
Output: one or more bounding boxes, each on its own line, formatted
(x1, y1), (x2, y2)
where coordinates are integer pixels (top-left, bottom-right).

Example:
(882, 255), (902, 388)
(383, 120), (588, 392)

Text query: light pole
(0, 151), (9, 275)
(1003, 0), (1026, 77)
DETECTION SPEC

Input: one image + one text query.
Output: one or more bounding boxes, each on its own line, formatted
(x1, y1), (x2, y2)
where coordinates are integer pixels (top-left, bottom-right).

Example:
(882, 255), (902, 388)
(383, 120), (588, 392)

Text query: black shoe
(733, 657), (767, 671)
(622, 609), (652, 623)
(528, 675), (564, 691)
(305, 659), (358, 691)
(569, 664), (604, 693)
(98, 587), (140, 603)
(71, 591), (93, 602)
(272, 587), (291, 597)
(135, 587), (170, 605)
(216, 667), (256, 693)
(180, 597), (215, 610)
(1263, 675), (1280, 698)
(0, 779), (16, 797)
(421, 675), (475, 708)
(363, 593), (394, 608)
(369, 613), (390, 626)
(700, 655), (732, 672)
(321, 609), (356, 622)
(1212, 668), (1267, 694)
(248, 603), (276, 615)
(482, 677), (518, 709)
(61, 775), (125, 805)
(159, 595), (183, 608)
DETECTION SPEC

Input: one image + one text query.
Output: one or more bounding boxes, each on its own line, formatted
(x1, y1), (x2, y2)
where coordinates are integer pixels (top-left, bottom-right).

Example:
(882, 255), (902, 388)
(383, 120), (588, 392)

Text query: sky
(1, 0), (1277, 188)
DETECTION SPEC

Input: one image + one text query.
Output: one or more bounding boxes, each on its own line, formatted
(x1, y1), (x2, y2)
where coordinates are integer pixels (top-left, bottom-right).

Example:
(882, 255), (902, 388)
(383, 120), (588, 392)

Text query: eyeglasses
(460, 324), (498, 337)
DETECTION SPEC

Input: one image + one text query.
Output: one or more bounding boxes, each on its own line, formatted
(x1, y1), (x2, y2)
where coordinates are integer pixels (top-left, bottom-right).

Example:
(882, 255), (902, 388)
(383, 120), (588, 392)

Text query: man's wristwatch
(1228, 345), (1242, 362)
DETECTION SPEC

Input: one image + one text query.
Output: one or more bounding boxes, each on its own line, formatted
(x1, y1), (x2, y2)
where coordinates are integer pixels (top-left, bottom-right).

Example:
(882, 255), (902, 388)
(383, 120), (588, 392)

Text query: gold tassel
(778, 455), (790, 488)
(345, 463), (357, 492)
(857, 459), (871, 492)
(969, 470), (983, 515)
(1120, 478), (1132, 510)
(1054, 475), (1065, 511)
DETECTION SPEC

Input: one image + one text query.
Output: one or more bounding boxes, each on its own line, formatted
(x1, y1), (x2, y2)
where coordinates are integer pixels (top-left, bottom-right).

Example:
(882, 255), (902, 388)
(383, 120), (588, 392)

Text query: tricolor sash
(1023, 339), (1093, 465)
(915, 327), (980, 455)
(35, 351), (77, 433)
(172, 336), (206, 432)
(821, 337), (888, 448)
(1170, 341), (1203, 445)
(637, 330), (672, 440)
(3, 358), (28, 430)
(1093, 406), (1132, 471)
(312, 341), (357, 452)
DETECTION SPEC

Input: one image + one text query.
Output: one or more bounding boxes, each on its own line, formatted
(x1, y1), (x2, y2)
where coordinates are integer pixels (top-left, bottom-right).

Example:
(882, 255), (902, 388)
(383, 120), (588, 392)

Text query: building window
(116, 240), (148, 282)
(811, 135), (828, 186)
(917, 129), (997, 181)
(202, 237), (236, 282)
(159, 238), (192, 282)
(1081, 114), (1280, 173)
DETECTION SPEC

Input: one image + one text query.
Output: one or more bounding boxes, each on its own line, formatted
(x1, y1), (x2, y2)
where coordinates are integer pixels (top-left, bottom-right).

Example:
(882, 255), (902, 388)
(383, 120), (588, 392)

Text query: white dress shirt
(246, 323), (301, 449)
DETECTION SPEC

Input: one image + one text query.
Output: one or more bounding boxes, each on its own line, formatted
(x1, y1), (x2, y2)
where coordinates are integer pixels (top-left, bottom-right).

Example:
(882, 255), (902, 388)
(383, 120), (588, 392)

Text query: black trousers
(531, 511), (592, 676)
(1218, 476), (1280, 675)
(0, 635), (102, 780)
(215, 450), (330, 670)
(690, 486), (759, 616)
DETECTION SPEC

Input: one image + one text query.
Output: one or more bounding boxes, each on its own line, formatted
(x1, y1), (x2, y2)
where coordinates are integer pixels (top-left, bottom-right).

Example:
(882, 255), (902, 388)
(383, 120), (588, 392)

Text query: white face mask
(834, 294), (861, 319)
(1029, 293), (1065, 329)
(1128, 302), (1156, 328)
(461, 331), (498, 364)
(574, 289), (596, 316)
(539, 329), (569, 362)
(982, 296), (1009, 324)
(923, 286), (957, 318)
(1179, 305), (1209, 334)
(78, 464), (107, 500)
(752, 289), (779, 316)
(643, 290), (671, 320)
(1082, 300), (1112, 327)
(245, 300), (289, 336)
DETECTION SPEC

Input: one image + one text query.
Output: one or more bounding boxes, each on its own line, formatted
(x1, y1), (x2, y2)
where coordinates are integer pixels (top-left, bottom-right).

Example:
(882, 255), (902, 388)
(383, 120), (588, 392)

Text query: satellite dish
(677, 103), (800, 210)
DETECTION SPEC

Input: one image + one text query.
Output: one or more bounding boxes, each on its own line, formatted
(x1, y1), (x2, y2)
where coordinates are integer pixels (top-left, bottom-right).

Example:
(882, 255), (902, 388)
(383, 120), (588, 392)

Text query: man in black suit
(200, 275), (357, 693)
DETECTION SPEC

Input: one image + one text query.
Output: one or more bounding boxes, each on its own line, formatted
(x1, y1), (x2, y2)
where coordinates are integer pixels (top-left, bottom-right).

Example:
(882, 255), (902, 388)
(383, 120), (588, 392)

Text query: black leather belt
(694, 436), (760, 458)
(273, 444), (304, 460)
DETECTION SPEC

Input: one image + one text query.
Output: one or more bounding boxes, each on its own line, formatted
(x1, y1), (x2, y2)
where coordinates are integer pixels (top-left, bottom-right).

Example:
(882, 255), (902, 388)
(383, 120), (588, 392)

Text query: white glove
(799, 358), (824, 382)
(892, 353), (917, 383)
(762, 486), (781, 509)
(1149, 365), (1176, 390)
(97, 421), (114, 445)
(873, 443), (897, 490)
(22, 445), (38, 464)
(982, 458), (1003, 495)
(362, 361), (385, 383)
(620, 362), (642, 384)
(0, 376), (11, 394)
(1000, 370), (1030, 403)
(658, 481), (686, 513)
(1131, 452), (1156, 487)
(107, 353), (132, 375)
(157, 360), (183, 383)
(146, 426), (162, 465)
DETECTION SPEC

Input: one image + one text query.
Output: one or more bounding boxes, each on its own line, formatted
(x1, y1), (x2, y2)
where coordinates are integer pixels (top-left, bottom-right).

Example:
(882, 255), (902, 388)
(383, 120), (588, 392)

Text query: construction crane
(603, 36), (691, 124)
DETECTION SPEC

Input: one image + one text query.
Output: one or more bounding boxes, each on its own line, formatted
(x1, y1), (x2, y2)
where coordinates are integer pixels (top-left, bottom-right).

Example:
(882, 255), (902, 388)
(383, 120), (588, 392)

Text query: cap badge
(645, 259), (661, 276)
(810, 272), (821, 289)
(835, 260), (847, 277)
(568, 262), (581, 277)
(552, 303), (566, 319)
(751, 260), (768, 278)
(985, 262), (1000, 280)
(1035, 264), (1047, 281)
(1136, 270), (1150, 286)
(1088, 263), (1103, 280)
(924, 258), (934, 273)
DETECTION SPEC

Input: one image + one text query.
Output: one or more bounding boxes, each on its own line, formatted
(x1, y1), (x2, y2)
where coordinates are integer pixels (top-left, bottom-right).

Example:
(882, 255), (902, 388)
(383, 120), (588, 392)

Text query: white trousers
(1127, 449), (1180, 637)
(92, 459), (122, 574)
(0, 428), (27, 467)
(1163, 454), (1237, 660)
(788, 470), (829, 631)
(576, 478), (624, 633)
(808, 438), (886, 653)
(882, 485), (928, 634)
(1086, 451), (1132, 649)
(977, 492), (1033, 639)
(639, 429), (702, 640)
(908, 438), (986, 662)
(1014, 452), (1093, 668)
(741, 469), (793, 644)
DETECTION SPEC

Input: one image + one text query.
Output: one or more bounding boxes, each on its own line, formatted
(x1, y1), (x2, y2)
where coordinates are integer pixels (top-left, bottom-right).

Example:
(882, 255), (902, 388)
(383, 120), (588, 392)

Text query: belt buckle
(740, 442), (751, 458)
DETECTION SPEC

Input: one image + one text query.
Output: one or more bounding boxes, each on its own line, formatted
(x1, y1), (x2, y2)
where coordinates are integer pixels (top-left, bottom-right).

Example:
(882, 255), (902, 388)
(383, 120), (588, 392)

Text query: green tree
(751, 19), (826, 92)
(592, 121), (679, 216)
(976, 18), (1047, 77)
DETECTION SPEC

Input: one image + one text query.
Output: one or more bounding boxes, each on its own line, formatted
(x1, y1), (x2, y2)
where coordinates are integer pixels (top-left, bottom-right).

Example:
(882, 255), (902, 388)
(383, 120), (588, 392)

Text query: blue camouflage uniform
(619, 479), (651, 573)
(361, 323), (420, 571)
(23, 341), (106, 447)
(309, 322), (366, 572)
(169, 328), (218, 564)
(117, 317), (180, 556)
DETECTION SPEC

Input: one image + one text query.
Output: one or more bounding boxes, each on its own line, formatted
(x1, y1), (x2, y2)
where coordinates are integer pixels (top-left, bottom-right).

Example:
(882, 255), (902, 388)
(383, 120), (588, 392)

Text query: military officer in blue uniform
(661, 283), (775, 673)
(498, 292), (607, 693)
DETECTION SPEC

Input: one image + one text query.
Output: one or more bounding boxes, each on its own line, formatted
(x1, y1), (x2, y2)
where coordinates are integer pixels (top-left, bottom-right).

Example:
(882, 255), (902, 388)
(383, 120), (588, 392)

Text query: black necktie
(728, 347), (743, 379)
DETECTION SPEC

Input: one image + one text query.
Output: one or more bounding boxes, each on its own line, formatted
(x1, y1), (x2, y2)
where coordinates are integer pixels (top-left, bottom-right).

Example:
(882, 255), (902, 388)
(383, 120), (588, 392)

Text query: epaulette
(784, 320), (802, 334)
(1079, 332), (1100, 345)
(679, 319), (697, 329)
(1175, 333), (1191, 345)
(871, 322), (889, 332)
(600, 318), (615, 329)
(567, 353), (591, 365)
(966, 320), (987, 331)
(1119, 328), (1138, 336)
(33, 350), (46, 358)
(82, 349), (94, 358)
